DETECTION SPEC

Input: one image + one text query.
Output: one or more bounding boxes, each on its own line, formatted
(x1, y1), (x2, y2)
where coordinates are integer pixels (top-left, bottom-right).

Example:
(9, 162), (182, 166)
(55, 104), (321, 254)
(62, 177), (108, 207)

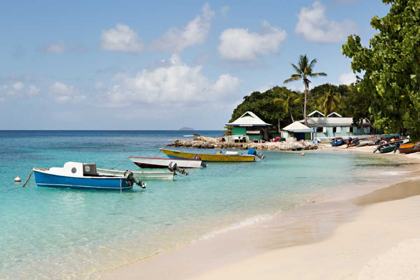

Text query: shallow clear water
(0, 131), (407, 279)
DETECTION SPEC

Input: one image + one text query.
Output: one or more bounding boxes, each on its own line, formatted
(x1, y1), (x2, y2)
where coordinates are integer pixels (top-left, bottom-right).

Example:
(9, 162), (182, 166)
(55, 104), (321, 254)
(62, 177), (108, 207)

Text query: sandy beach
(100, 147), (420, 280)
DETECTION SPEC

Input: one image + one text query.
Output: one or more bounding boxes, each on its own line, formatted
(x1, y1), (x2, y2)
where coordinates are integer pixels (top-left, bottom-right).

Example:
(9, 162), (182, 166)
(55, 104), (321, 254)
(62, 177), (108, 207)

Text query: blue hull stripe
(34, 170), (132, 190)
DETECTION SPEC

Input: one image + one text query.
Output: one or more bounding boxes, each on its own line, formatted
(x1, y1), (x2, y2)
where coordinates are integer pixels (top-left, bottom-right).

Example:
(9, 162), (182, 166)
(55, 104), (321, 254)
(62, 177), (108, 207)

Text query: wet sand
(100, 150), (420, 280)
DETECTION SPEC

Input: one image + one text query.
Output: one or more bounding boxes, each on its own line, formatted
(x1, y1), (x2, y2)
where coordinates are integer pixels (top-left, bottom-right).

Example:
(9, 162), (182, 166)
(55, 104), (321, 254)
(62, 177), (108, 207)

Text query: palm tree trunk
(277, 118), (281, 133)
(304, 83), (308, 126)
(290, 113), (295, 122)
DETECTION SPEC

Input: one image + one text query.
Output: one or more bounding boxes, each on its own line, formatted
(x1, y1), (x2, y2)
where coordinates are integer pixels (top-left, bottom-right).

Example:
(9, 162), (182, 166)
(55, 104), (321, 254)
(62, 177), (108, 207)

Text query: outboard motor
(256, 153), (265, 160)
(201, 162), (208, 168)
(124, 170), (146, 188)
(248, 148), (265, 160)
(168, 162), (189, 176)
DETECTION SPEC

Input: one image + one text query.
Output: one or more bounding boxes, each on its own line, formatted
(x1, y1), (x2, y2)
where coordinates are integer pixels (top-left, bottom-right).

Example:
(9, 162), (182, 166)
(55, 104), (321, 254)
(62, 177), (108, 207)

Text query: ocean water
(0, 131), (409, 279)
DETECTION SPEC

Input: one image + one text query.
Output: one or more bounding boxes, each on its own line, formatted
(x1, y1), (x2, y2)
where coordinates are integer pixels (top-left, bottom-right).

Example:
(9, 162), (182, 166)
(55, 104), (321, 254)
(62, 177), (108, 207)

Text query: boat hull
(399, 142), (420, 154)
(129, 157), (203, 169)
(161, 148), (255, 162)
(98, 168), (174, 180)
(330, 138), (345, 146)
(33, 170), (132, 190)
(378, 144), (397, 153)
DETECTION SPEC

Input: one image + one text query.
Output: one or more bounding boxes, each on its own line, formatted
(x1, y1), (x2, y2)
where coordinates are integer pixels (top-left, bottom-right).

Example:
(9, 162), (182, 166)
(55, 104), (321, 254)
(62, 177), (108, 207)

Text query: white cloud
(288, 83), (306, 92)
(150, 3), (215, 53)
(0, 82), (25, 96)
(103, 54), (240, 107)
(41, 41), (66, 54)
(100, 23), (143, 54)
(39, 41), (87, 54)
(221, 6), (230, 19)
(49, 82), (86, 103)
(12, 82), (25, 91)
(257, 82), (275, 93)
(338, 72), (357, 85)
(295, 1), (357, 43)
(0, 81), (40, 98)
(218, 21), (287, 61)
(94, 82), (107, 90)
(28, 85), (40, 96)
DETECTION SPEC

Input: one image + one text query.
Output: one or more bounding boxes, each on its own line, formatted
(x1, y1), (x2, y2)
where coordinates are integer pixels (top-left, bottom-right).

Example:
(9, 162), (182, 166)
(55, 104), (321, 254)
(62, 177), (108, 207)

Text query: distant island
(179, 127), (194, 131)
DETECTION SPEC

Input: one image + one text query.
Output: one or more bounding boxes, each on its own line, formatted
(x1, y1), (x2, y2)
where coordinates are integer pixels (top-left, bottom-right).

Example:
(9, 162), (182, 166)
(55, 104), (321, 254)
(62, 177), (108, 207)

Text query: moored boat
(330, 137), (345, 146)
(33, 162), (145, 190)
(97, 168), (175, 180)
(129, 156), (205, 169)
(160, 148), (264, 162)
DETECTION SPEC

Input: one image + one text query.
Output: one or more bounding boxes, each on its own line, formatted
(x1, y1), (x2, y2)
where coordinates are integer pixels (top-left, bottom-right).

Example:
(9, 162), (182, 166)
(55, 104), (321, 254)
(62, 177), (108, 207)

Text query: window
(316, 127), (323, 133)
(349, 127), (354, 133)
(71, 167), (77, 174)
(333, 127), (337, 133)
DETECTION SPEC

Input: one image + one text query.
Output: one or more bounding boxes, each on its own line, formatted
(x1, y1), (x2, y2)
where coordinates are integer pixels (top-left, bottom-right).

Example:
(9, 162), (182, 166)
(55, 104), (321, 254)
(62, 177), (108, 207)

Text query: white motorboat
(129, 156), (206, 169)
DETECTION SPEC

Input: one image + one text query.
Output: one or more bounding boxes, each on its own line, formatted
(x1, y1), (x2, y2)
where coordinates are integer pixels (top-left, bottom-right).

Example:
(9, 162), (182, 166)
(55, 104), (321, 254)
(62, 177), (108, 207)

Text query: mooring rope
(110, 157), (129, 170)
(22, 169), (33, 188)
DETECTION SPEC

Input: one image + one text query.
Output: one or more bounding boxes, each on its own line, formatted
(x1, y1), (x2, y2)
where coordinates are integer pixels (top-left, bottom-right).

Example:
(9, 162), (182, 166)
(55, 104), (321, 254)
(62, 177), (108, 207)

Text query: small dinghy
(129, 156), (206, 169)
(33, 162), (146, 190)
(330, 137), (345, 146)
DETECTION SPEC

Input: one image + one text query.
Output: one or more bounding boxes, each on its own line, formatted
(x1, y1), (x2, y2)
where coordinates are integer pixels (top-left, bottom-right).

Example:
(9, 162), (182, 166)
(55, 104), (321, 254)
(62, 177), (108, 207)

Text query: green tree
(339, 83), (374, 127)
(320, 85), (341, 116)
(342, 0), (420, 137)
(284, 55), (327, 125)
(273, 90), (300, 122)
(230, 86), (299, 133)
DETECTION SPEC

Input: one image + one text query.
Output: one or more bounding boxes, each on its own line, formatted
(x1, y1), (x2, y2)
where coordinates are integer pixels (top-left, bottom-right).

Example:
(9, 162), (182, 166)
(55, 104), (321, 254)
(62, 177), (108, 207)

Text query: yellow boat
(160, 148), (260, 162)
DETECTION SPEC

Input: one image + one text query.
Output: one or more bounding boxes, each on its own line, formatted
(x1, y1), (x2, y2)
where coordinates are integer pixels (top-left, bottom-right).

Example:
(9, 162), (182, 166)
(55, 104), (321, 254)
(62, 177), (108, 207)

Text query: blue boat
(33, 162), (146, 190)
(330, 137), (345, 146)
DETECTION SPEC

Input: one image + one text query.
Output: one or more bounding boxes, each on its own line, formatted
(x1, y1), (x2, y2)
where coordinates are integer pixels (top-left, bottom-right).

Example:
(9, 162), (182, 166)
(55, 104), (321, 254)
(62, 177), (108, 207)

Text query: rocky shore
(168, 136), (319, 151)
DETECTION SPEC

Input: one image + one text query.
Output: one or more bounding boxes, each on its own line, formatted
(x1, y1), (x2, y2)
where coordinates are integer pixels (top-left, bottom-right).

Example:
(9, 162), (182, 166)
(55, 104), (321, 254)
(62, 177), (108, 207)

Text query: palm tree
(273, 90), (299, 123)
(284, 55), (327, 125)
(321, 85), (341, 116)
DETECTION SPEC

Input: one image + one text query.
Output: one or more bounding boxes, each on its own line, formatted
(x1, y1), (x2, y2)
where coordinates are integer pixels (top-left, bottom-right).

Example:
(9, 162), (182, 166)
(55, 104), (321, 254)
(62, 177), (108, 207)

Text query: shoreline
(100, 148), (420, 280)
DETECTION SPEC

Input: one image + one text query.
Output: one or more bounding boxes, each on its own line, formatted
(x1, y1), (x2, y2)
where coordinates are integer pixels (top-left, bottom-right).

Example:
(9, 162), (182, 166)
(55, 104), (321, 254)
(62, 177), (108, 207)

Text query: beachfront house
(282, 121), (314, 141)
(225, 111), (272, 142)
(303, 111), (372, 141)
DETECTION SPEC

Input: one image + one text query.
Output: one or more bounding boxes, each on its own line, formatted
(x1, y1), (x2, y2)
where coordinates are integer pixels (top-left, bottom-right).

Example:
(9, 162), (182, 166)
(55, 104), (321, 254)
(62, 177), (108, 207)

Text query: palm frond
(310, 72), (328, 77)
(291, 64), (302, 75)
(298, 55), (308, 71)
(284, 76), (301, 84)
(273, 98), (282, 105)
(308, 59), (317, 71)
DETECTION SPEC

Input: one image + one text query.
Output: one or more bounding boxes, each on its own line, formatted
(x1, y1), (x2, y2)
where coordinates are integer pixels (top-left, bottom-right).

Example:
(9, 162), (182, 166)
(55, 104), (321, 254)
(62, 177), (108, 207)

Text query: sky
(0, 0), (390, 130)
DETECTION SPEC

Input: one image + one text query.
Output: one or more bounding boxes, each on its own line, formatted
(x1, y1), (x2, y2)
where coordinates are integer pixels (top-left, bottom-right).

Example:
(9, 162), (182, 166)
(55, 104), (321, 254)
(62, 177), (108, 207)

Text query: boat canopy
(49, 162), (98, 177)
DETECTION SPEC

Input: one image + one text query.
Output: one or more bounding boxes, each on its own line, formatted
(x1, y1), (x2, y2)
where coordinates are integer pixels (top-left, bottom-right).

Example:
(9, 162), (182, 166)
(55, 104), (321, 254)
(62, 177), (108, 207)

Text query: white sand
(195, 193), (420, 280)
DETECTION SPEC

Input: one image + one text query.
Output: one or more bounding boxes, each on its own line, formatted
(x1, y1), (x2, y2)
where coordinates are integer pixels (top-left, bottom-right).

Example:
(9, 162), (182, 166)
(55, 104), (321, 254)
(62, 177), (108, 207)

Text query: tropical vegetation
(283, 55), (327, 125)
(342, 0), (420, 138)
(229, 0), (419, 138)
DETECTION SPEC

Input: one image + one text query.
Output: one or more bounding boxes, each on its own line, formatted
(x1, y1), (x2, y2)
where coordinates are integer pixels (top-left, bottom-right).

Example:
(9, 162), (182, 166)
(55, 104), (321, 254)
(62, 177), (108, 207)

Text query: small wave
(183, 135), (194, 137)
(384, 170), (415, 176)
(197, 214), (275, 241)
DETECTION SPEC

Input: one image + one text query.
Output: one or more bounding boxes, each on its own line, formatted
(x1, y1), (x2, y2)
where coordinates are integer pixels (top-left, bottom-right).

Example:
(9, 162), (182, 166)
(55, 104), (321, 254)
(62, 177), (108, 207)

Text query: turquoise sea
(0, 131), (407, 279)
